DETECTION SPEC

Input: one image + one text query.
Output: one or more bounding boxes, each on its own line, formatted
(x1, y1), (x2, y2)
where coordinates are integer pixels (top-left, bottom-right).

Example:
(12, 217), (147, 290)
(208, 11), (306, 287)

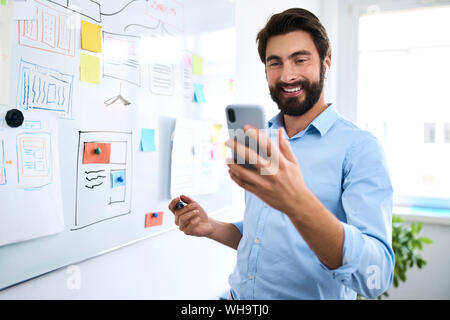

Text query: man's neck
(283, 99), (329, 138)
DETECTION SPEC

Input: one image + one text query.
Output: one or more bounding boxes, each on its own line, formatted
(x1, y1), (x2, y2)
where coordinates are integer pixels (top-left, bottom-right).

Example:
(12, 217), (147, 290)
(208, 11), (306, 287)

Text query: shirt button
(254, 238), (260, 244)
(249, 274), (254, 280)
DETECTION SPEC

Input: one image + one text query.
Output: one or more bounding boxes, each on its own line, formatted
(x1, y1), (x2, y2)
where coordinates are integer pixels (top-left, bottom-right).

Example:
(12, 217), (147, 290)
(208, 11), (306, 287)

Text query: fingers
(168, 196), (181, 212)
(180, 194), (194, 204)
(243, 125), (273, 158)
(225, 138), (270, 169)
(177, 209), (199, 230)
(277, 128), (297, 163)
(227, 161), (271, 191)
(168, 194), (195, 213)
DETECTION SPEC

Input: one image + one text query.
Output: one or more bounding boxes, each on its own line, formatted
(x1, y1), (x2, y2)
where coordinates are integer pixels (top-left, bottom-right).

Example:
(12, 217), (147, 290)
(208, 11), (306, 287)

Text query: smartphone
(225, 104), (267, 169)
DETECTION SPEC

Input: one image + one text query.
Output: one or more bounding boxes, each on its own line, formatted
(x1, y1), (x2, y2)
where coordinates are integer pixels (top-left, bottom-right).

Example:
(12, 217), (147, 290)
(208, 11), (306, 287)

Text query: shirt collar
(268, 104), (339, 138)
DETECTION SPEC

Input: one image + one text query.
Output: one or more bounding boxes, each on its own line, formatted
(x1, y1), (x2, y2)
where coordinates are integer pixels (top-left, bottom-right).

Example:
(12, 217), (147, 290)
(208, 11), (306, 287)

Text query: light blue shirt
(228, 105), (394, 299)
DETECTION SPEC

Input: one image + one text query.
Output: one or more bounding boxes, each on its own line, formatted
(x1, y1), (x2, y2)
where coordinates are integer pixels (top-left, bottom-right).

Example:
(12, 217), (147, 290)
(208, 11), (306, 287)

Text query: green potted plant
(384, 215), (433, 298)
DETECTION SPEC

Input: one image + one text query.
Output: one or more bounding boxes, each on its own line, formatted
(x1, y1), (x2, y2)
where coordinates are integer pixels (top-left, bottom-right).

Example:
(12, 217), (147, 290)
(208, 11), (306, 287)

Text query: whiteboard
(0, 0), (236, 290)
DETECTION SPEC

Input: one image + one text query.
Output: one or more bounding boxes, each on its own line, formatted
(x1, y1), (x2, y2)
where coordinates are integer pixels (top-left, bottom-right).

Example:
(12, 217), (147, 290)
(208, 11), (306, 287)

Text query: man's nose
(280, 63), (299, 83)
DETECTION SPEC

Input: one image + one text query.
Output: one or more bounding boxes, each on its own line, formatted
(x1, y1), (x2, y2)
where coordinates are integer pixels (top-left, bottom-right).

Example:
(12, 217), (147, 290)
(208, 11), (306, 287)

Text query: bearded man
(169, 8), (394, 300)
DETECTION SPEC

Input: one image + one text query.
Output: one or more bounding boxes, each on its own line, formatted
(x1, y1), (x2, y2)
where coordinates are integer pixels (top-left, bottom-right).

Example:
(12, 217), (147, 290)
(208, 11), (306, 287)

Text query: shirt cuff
(232, 221), (244, 235)
(318, 222), (364, 284)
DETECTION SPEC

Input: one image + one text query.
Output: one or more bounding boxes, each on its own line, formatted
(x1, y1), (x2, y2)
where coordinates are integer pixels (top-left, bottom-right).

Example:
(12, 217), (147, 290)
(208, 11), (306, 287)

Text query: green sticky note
(80, 53), (100, 84)
(192, 55), (203, 75)
(1, 0), (6, 6)
(140, 128), (156, 152)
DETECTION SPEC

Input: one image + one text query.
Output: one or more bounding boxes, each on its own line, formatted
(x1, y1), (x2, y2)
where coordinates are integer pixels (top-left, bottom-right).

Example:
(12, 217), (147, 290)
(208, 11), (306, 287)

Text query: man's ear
(324, 55), (332, 79)
(324, 55), (331, 70)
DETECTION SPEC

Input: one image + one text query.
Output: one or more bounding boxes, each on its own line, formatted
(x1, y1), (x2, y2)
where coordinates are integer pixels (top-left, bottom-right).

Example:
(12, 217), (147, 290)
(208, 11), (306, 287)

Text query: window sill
(393, 206), (450, 226)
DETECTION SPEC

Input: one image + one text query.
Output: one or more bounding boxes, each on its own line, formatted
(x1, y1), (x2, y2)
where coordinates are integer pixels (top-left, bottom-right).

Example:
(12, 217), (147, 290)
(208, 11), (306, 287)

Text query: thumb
(180, 194), (195, 204)
(278, 128), (297, 163)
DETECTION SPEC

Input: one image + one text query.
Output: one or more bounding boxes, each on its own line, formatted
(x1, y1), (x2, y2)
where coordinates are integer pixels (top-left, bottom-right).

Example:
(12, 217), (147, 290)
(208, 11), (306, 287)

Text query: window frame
(337, 0), (450, 210)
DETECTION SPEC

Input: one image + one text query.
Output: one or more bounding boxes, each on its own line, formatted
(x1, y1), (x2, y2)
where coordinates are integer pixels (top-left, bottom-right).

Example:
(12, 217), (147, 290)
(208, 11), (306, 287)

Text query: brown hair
(256, 8), (331, 64)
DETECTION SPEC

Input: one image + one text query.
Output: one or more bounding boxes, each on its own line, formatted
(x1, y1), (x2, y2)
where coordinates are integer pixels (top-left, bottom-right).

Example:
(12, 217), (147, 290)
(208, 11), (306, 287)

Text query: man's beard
(269, 63), (325, 117)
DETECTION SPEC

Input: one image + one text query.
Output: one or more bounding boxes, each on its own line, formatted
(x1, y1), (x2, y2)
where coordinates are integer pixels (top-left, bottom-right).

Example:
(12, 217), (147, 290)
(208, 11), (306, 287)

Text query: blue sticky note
(111, 170), (126, 188)
(193, 83), (206, 103)
(141, 128), (156, 152)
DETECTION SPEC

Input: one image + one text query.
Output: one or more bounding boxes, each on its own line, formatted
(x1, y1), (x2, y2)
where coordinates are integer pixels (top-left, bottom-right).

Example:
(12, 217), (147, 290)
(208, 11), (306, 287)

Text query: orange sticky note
(83, 142), (111, 164)
(81, 20), (102, 53)
(145, 211), (163, 228)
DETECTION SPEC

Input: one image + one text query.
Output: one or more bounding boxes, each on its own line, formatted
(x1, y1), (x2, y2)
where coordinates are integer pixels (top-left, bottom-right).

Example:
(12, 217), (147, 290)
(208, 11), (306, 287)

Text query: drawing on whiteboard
(103, 31), (141, 86)
(170, 119), (220, 198)
(109, 168), (126, 204)
(123, 20), (173, 36)
(182, 51), (193, 99)
(143, 0), (183, 33)
(0, 140), (6, 186)
(17, 58), (74, 116)
(84, 169), (106, 189)
(18, 0), (76, 57)
(101, 0), (183, 33)
(74, 131), (132, 230)
(149, 62), (174, 96)
(16, 132), (53, 189)
(47, 0), (102, 23)
(22, 120), (42, 130)
(0, 117), (64, 248)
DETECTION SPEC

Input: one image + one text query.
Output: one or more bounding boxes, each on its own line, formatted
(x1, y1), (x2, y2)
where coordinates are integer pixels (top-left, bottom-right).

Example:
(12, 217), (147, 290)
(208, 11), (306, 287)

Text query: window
(357, 5), (450, 208)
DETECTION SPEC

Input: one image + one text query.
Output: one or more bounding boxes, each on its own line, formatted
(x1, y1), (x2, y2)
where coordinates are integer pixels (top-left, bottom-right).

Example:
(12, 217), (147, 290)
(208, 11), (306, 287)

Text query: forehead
(265, 30), (319, 60)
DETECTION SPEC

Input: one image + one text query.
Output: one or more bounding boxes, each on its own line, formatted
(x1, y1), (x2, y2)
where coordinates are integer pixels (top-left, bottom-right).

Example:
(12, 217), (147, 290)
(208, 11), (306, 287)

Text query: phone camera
(227, 108), (236, 123)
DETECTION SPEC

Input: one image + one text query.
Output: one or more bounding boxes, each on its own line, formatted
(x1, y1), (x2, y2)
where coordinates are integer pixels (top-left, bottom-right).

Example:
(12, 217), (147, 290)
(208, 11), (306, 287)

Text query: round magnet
(5, 109), (24, 128)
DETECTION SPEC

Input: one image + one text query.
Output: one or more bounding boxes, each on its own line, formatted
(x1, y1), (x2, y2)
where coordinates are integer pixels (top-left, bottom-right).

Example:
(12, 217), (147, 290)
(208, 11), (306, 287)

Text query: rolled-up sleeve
(232, 221), (244, 235)
(319, 134), (395, 298)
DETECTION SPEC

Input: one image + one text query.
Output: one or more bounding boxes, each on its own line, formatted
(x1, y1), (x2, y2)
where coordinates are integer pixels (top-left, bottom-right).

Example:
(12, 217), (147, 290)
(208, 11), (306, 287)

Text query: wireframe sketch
(17, 58), (74, 116)
(16, 131), (53, 189)
(73, 131), (132, 230)
(103, 31), (141, 86)
(18, 0), (76, 57)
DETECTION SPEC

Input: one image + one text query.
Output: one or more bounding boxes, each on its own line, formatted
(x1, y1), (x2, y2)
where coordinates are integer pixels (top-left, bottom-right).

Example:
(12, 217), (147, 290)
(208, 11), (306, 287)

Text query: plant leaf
(419, 237), (433, 244)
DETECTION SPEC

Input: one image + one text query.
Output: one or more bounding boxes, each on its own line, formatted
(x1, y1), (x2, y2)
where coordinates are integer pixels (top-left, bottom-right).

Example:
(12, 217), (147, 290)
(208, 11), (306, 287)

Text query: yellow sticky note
(80, 53), (100, 84)
(211, 124), (222, 143)
(192, 55), (203, 75)
(81, 20), (102, 53)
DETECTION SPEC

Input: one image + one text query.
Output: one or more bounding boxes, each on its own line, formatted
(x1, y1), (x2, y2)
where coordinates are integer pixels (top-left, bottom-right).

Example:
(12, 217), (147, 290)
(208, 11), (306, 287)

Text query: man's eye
(269, 62), (280, 67)
(296, 59), (306, 64)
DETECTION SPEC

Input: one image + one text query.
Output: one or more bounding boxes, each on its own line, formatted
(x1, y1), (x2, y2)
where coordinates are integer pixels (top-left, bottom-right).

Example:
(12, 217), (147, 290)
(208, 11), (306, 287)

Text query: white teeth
(283, 87), (302, 93)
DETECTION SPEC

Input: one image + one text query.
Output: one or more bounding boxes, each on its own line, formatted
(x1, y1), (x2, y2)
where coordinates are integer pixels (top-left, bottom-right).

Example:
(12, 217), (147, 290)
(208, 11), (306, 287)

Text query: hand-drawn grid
(17, 58), (74, 116)
(16, 132), (53, 189)
(18, 0), (76, 57)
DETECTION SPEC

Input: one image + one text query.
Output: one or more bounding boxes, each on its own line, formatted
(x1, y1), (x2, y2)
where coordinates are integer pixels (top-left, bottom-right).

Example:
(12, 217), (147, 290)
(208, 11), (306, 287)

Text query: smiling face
(265, 30), (329, 116)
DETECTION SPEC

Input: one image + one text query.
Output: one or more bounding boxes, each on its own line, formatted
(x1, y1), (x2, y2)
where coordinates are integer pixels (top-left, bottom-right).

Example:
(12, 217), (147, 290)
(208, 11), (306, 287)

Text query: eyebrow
(266, 50), (312, 63)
